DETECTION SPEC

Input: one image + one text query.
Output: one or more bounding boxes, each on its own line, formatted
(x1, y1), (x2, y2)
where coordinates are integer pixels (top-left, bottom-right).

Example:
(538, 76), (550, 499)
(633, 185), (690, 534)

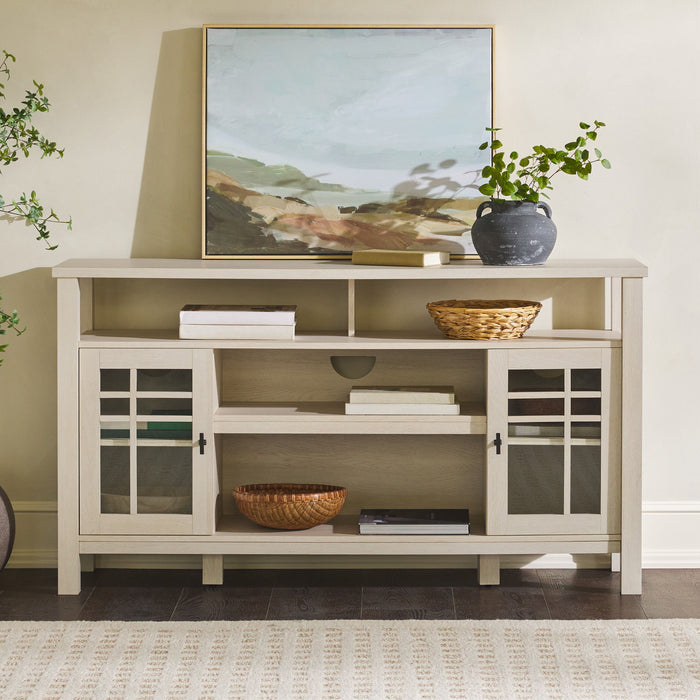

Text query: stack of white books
(179, 304), (296, 340)
(345, 386), (459, 415)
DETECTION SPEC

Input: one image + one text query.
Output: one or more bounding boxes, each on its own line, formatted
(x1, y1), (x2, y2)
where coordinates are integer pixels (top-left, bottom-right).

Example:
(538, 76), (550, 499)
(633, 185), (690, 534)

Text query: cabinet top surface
(52, 257), (647, 280)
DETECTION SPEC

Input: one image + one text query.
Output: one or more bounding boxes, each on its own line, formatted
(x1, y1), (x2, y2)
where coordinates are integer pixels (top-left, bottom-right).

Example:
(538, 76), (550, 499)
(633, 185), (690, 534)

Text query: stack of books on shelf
(359, 508), (470, 535)
(179, 304), (296, 340)
(345, 386), (459, 415)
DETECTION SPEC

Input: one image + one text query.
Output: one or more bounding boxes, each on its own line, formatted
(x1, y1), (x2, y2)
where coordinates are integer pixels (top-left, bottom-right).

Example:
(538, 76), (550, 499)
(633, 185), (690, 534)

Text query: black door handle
(199, 433), (207, 455)
(494, 432), (502, 455)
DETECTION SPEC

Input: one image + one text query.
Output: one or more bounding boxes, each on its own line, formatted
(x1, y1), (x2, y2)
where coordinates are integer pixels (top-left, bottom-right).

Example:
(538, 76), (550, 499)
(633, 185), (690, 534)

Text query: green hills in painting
(205, 152), (485, 256)
(207, 152), (346, 194)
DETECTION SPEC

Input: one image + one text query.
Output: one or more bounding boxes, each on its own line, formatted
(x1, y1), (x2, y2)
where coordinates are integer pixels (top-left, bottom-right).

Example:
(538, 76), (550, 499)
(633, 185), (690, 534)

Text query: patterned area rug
(0, 619), (697, 699)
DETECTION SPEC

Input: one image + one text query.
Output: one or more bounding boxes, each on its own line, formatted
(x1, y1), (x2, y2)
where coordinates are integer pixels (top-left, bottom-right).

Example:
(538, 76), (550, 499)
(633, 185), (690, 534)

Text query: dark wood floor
(0, 568), (697, 621)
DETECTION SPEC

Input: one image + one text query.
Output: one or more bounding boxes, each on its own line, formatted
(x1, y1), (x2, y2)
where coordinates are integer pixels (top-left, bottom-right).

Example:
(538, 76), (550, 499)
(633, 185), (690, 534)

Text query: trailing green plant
(478, 120), (611, 203)
(0, 50), (71, 364)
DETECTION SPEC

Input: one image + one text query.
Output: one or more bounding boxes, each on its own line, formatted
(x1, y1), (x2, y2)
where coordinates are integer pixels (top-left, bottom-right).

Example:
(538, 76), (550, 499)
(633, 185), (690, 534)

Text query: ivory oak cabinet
(53, 258), (646, 595)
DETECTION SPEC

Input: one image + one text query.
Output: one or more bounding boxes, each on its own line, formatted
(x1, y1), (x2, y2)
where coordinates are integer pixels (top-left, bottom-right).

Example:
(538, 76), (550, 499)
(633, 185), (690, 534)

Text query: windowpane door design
(487, 349), (620, 536)
(80, 349), (212, 535)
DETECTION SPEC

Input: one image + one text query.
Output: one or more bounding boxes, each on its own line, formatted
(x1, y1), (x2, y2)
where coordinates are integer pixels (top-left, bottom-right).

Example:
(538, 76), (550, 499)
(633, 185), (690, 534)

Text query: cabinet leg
(81, 554), (95, 572)
(478, 555), (500, 585)
(610, 553), (620, 572)
(620, 547), (642, 595)
(202, 554), (224, 585)
(58, 546), (82, 595)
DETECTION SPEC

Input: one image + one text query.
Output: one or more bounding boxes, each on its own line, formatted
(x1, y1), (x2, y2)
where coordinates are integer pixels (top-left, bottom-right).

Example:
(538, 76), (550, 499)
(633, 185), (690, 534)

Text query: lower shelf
(79, 515), (620, 556)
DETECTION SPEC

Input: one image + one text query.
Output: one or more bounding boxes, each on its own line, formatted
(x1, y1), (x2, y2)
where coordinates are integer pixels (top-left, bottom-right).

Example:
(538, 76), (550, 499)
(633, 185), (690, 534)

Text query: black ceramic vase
(471, 200), (557, 265)
(0, 485), (15, 570)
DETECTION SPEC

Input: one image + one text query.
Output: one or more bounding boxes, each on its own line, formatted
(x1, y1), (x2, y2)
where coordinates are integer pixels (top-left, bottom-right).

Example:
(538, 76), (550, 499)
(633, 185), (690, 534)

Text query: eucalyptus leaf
(1, 49), (70, 365)
(474, 121), (610, 205)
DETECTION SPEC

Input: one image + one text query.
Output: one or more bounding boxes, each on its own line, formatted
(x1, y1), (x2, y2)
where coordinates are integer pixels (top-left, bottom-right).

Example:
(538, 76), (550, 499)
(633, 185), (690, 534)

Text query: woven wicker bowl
(427, 299), (542, 340)
(233, 483), (347, 530)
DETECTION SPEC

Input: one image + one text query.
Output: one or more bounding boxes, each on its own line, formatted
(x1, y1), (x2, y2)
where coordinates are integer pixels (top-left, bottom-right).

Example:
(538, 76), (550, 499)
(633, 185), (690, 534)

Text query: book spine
(348, 392), (455, 404)
(345, 403), (460, 415)
(179, 312), (296, 325)
(351, 250), (449, 266)
(179, 324), (295, 339)
(359, 526), (470, 535)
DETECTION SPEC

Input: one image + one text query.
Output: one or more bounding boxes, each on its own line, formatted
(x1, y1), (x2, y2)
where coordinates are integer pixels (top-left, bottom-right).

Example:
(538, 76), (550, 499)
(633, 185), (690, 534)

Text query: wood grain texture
(361, 586), (455, 619)
(266, 586), (362, 619)
(454, 569), (549, 620)
(537, 569), (646, 619)
(170, 585), (271, 620)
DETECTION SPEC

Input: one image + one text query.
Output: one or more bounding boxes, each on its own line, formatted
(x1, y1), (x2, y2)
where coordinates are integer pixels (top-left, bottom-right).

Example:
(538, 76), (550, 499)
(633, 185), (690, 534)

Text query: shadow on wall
(131, 28), (202, 259)
(0, 267), (59, 500)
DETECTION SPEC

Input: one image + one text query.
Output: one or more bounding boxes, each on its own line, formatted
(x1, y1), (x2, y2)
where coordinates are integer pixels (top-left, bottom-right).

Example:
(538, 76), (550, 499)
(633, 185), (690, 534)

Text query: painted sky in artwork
(206, 27), (492, 193)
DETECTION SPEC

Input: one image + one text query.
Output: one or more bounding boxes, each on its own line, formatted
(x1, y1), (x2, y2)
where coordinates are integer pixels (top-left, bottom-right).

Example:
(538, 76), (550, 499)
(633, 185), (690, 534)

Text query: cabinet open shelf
(213, 402), (486, 435)
(79, 329), (622, 349)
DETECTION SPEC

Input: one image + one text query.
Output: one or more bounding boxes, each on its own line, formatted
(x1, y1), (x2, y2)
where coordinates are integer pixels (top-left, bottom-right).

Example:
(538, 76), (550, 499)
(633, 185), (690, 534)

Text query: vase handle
(476, 201), (492, 219)
(537, 202), (553, 218)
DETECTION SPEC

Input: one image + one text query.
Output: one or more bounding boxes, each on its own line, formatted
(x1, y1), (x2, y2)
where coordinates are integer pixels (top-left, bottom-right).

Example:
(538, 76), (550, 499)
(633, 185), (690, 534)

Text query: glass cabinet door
(80, 349), (213, 535)
(486, 349), (620, 536)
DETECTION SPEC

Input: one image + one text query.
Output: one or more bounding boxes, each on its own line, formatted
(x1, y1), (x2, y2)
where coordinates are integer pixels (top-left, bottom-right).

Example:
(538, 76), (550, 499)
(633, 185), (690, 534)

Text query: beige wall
(1, 0), (698, 564)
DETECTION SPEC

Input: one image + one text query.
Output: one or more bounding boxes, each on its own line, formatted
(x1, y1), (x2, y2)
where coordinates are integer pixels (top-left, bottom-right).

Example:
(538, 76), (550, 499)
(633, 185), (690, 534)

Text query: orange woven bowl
(233, 483), (347, 530)
(427, 299), (542, 340)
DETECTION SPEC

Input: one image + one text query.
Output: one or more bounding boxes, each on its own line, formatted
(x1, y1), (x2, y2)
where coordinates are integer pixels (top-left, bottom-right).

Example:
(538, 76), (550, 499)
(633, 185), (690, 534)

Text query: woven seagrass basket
(233, 483), (347, 530)
(426, 299), (542, 340)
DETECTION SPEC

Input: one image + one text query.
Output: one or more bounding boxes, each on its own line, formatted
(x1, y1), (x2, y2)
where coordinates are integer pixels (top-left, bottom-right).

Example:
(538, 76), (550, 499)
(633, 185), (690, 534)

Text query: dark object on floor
(0, 485), (15, 570)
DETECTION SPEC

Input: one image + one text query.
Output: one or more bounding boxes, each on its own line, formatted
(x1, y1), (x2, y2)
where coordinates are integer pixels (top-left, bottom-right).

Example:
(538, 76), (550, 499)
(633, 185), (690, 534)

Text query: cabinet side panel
(57, 278), (82, 594)
(621, 277), (643, 594)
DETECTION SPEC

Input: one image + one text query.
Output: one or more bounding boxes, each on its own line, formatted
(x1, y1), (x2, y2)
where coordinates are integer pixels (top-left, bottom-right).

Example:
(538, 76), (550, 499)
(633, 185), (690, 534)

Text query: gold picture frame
(202, 25), (493, 259)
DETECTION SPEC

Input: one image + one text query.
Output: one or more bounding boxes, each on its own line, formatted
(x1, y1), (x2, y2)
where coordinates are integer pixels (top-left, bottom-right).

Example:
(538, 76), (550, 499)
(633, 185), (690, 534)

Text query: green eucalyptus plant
(1, 50), (71, 365)
(478, 120), (611, 203)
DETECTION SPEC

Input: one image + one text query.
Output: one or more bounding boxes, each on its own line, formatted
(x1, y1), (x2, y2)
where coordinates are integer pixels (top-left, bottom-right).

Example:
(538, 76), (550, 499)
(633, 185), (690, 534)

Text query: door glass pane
(137, 369), (192, 392)
(137, 397), (192, 417)
(100, 397), (130, 415)
(571, 369), (601, 391)
(508, 445), (564, 514)
(100, 419), (129, 440)
(137, 421), (192, 440)
(571, 397), (601, 415)
(571, 445), (601, 513)
(509, 398), (565, 416)
(509, 422), (564, 439)
(101, 369), (129, 392)
(571, 422), (601, 439)
(509, 369), (564, 392)
(136, 446), (192, 514)
(101, 446), (130, 513)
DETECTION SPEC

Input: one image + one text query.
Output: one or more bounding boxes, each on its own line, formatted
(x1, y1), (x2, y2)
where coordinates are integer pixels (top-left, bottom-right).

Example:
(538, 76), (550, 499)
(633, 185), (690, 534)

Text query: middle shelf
(213, 401), (486, 434)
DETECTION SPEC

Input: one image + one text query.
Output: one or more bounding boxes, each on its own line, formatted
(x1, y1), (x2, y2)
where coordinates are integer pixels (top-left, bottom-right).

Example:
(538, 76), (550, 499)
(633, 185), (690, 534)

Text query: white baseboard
(7, 549), (58, 568)
(5, 500), (700, 569)
(641, 500), (700, 567)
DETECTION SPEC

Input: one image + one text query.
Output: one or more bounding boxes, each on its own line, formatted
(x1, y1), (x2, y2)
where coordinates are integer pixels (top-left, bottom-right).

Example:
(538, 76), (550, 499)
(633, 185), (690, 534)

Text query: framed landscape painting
(203, 25), (493, 259)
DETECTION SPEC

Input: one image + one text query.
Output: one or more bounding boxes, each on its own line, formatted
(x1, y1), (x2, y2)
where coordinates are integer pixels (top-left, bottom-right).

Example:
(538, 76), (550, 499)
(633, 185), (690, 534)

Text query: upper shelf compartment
(55, 258), (645, 348)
